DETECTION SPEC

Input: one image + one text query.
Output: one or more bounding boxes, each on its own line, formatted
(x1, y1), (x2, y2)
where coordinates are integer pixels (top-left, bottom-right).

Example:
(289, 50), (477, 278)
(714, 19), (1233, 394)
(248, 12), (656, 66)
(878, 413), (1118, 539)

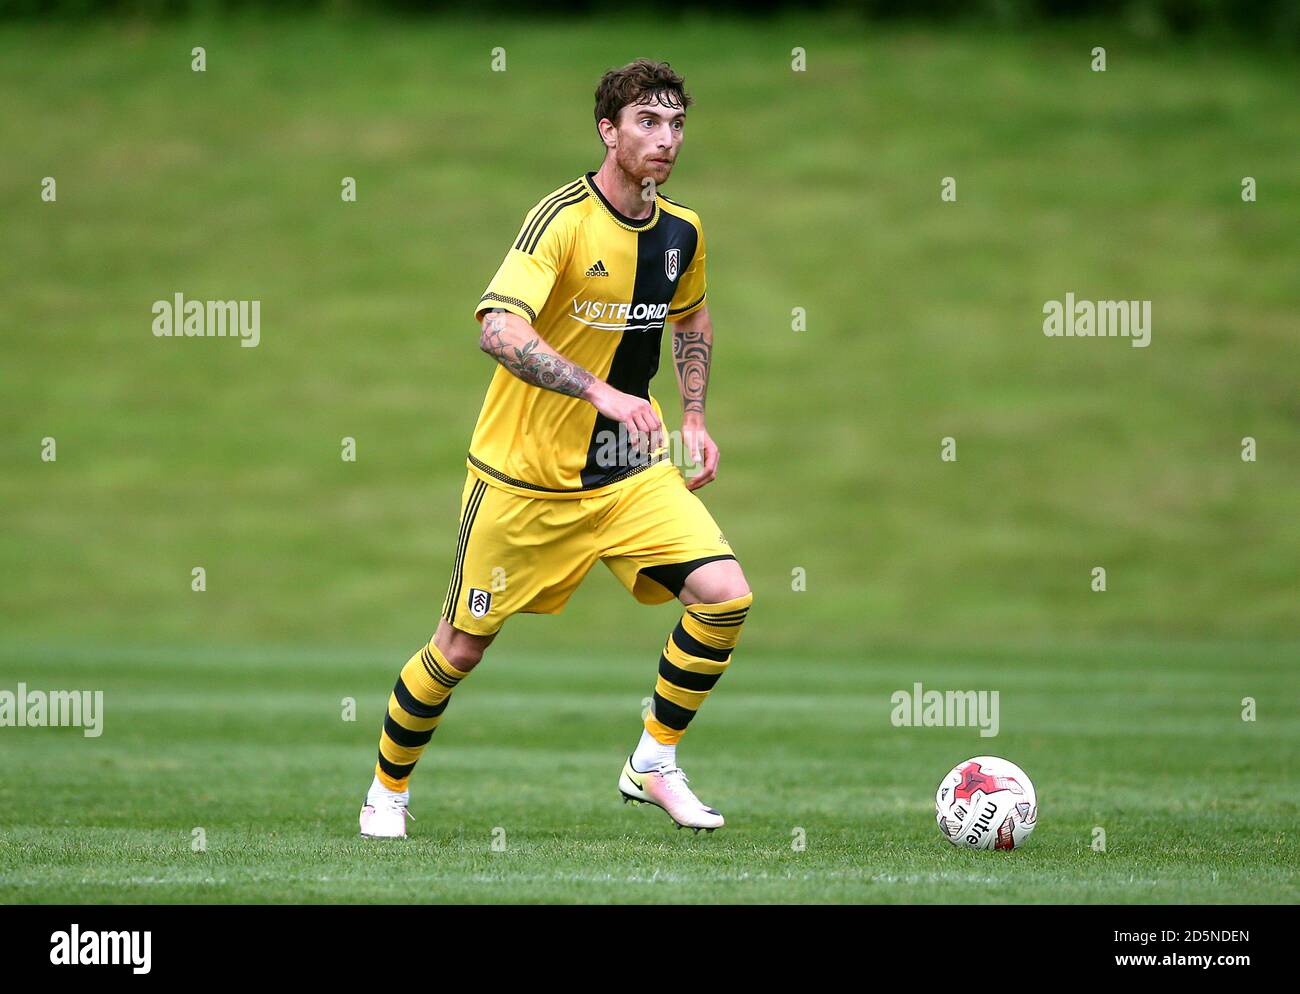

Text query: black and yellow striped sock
(645, 592), (752, 745)
(374, 638), (469, 791)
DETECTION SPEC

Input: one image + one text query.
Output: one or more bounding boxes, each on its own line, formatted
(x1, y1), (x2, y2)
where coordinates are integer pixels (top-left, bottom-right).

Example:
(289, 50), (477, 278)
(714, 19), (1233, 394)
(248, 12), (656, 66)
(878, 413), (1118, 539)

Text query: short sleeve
(668, 218), (707, 321)
(475, 207), (573, 324)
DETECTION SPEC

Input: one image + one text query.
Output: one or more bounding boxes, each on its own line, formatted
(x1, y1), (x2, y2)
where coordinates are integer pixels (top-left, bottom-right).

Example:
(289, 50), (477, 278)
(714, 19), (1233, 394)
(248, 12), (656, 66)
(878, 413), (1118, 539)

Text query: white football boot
(359, 781), (413, 839)
(619, 756), (725, 832)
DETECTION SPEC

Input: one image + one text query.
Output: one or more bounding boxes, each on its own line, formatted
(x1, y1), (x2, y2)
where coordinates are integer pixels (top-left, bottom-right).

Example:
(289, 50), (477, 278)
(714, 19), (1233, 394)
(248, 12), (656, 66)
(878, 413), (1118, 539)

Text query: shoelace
(656, 766), (700, 805)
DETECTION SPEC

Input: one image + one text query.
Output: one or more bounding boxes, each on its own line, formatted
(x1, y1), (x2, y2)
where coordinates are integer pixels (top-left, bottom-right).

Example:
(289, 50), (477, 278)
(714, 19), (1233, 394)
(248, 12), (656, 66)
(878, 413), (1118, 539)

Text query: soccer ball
(935, 755), (1037, 850)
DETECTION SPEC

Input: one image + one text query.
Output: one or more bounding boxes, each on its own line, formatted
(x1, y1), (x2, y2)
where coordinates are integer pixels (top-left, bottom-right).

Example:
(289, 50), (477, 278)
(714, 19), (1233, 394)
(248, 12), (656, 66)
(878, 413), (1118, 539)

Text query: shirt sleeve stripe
(668, 291), (707, 316)
(478, 292), (536, 324)
(514, 181), (584, 252)
(523, 192), (589, 255)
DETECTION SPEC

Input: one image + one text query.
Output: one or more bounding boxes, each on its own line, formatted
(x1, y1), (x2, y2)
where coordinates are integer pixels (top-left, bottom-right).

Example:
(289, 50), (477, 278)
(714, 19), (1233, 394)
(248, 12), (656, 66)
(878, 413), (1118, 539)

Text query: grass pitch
(0, 638), (1294, 903)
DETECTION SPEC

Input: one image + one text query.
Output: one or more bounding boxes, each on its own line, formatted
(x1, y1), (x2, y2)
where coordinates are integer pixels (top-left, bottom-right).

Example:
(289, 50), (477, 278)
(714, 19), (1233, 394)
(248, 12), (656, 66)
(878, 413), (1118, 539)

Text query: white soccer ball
(935, 756), (1037, 850)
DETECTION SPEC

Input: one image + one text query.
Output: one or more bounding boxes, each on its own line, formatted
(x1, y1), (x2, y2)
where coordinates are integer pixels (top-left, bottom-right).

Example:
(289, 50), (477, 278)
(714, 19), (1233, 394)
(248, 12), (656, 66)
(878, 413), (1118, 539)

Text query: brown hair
(594, 59), (692, 138)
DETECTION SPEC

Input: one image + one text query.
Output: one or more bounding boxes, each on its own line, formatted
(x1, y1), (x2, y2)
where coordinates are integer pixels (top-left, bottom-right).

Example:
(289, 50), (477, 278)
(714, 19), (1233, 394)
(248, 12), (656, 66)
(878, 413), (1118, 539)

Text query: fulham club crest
(467, 588), (492, 619)
(665, 248), (680, 282)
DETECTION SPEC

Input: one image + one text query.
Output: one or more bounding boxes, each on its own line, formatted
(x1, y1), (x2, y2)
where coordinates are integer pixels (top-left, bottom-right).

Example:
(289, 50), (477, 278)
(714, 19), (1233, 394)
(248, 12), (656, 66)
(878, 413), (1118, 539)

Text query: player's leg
(599, 463), (753, 830)
(361, 474), (506, 839)
(361, 472), (593, 837)
(619, 558), (752, 829)
(634, 556), (751, 764)
(361, 628), (496, 839)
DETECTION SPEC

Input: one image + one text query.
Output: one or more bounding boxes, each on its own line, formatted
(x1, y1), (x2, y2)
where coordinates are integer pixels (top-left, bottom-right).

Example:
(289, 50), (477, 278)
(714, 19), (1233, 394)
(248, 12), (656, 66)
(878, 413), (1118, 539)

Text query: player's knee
(448, 636), (490, 672)
(682, 558), (751, 606)
(703, 587), (752, 615)
(434, 622), (494, 673)
(447, 645), (483, 672)
(706, 579), (752, 610)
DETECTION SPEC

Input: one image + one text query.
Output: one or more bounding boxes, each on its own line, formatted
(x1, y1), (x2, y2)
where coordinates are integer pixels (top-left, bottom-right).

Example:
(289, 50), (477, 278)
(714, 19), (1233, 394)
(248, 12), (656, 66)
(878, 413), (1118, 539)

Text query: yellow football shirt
(468, 171), (707, 498)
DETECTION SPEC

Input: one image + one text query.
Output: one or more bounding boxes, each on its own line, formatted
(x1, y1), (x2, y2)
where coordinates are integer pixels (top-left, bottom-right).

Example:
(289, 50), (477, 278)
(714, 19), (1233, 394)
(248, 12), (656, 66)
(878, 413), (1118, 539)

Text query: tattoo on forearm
(673, 328), (711, 415)
(508, 339), (596, 397)
(480, 311), (595, 397)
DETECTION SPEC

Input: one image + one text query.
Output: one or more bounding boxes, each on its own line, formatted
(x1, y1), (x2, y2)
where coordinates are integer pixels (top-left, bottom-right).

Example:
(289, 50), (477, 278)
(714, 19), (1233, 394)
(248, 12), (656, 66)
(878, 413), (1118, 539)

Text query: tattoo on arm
(480, 309), (595, 398)
(506, 339), (596, 397)
(673, 327), (711, 415)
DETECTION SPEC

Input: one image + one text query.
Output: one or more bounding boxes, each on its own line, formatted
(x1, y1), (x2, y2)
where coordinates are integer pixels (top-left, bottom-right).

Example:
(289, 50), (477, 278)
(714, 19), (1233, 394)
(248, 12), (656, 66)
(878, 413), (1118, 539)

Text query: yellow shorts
(439, 459), (735, 636)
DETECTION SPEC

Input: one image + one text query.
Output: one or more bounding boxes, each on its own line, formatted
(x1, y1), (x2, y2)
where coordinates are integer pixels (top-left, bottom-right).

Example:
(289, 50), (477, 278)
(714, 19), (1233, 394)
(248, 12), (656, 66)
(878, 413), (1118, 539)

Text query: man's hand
(585, 380), (664, 454)
(681, 415), (719, 490)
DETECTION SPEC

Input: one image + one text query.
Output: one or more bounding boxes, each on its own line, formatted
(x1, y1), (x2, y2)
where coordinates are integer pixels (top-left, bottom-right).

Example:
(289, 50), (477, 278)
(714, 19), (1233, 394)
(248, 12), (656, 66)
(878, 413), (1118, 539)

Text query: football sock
(374, 637), (469, 792)
(631, 728), (676, 772)
(643, 591), (752, 748)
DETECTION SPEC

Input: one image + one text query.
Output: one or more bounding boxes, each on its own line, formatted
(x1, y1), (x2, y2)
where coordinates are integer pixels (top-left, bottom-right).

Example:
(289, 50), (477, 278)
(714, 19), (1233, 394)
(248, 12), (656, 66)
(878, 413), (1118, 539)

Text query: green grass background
(0, 14), (1296, 902)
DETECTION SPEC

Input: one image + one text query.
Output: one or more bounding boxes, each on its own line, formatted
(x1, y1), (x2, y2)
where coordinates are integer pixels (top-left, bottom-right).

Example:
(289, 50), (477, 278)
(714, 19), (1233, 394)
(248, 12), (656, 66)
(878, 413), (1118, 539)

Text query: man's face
(606, 95), (685, 186)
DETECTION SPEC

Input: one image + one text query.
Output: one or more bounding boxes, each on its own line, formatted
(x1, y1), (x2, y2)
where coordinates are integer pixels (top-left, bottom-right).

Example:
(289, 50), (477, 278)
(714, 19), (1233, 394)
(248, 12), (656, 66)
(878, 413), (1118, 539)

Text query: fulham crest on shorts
(467, 588), (492, 618)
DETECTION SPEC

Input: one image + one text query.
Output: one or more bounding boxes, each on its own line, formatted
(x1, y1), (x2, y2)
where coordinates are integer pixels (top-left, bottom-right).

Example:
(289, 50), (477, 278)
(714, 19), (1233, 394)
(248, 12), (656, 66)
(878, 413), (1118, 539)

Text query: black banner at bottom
(0, 904), (1279, 979)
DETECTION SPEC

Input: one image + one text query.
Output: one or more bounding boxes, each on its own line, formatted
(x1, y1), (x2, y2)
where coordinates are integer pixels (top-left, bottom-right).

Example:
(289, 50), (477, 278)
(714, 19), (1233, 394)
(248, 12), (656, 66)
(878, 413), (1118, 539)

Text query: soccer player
(360, 59), (752, 838)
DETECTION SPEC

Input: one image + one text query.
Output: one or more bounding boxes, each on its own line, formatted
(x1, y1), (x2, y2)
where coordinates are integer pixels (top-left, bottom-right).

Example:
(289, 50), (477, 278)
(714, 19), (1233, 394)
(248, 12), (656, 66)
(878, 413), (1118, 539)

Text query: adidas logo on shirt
(585, 260), (610, 277)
